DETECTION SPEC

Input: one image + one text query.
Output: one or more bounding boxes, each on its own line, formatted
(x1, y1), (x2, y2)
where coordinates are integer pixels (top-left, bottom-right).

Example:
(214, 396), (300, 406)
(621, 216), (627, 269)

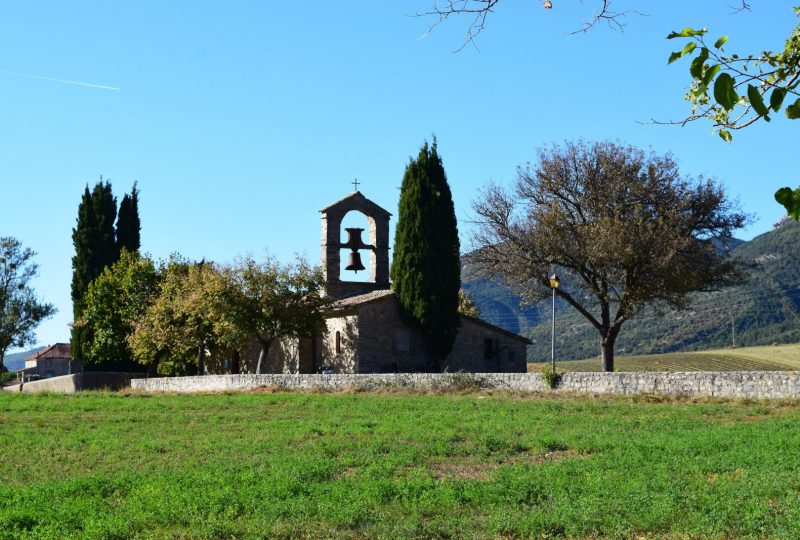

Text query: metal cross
(352, 178), (361, 191)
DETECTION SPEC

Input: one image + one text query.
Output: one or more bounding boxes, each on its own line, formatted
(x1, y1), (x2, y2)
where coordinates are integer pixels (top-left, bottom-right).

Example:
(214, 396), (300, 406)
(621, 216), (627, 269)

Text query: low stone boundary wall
(17, 372), (142, 394)
(130, 371), (800, 399)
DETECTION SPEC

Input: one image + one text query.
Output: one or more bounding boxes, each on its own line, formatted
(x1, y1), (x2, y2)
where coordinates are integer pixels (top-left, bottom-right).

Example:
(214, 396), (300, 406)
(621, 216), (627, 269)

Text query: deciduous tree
(78, 249), (159, 370)
(471, 140), (748, 371)
(391, 139), (461, 370)
(224, 256), (328, 374)
(129, 259), (235, 375)
(0, 237), (56, 372)
(457, 289), (481, 318)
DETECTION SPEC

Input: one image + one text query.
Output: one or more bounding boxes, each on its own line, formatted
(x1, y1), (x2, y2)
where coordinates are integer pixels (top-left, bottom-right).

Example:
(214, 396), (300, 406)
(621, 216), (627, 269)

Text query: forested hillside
(2, 347), (41, 372)
(464, 219), (800, 361)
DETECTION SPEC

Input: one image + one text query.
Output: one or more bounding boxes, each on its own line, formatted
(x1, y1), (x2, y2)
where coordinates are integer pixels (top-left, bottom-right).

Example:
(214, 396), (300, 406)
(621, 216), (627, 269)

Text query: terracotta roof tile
(25, 343), (71, 361)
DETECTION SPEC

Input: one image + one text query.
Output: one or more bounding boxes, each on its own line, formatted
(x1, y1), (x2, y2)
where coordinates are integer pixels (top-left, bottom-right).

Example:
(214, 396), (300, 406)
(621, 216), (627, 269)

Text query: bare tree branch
(416, 0), (640, 51)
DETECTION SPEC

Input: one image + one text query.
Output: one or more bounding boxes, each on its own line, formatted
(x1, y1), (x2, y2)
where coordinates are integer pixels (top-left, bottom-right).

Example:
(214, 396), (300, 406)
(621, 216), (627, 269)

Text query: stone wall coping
(130, 371), (800, 399)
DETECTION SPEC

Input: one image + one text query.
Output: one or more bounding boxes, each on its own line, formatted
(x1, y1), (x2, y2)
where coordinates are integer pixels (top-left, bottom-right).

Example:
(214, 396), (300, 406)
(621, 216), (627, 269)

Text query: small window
(335, 331), (342, 355)
(484, 338), (494, 360)
(394, 330), (410, 353)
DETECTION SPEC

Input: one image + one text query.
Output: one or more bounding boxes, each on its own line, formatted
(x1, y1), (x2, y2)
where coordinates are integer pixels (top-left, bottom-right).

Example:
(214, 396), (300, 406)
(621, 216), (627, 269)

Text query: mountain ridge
(463, 219), (800, 361)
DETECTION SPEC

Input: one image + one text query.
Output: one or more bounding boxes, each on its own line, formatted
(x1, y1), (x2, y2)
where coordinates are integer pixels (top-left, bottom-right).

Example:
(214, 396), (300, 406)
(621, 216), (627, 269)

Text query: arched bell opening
(339, 210), (375, 283)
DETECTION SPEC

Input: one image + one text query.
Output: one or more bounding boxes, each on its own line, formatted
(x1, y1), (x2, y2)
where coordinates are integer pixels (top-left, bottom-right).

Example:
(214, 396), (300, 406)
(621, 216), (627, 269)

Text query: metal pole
(551, 287), (556, 372)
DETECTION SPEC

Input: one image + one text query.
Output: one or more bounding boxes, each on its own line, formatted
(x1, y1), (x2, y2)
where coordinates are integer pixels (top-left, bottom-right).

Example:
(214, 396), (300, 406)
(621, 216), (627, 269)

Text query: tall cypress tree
(116, 182), (141, 253)
(391, 139), (461, 370)
(71, 180), (118, 363)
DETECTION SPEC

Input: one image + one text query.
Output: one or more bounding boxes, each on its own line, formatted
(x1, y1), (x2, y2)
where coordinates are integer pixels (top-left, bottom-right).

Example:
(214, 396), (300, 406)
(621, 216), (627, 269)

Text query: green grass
(531, 343), (800, 372)
(2, 391), (800, 539)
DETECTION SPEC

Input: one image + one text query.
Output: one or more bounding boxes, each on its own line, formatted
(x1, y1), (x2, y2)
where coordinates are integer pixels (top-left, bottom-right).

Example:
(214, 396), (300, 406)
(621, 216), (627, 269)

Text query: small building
(22, 343), (74, 380)
(317, 289), (528, 373)
(227, 190), (529, 374)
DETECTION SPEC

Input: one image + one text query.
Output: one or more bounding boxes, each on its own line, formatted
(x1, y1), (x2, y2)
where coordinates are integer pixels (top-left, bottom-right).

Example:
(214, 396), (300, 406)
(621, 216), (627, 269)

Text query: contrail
(0, 70), (119, 91)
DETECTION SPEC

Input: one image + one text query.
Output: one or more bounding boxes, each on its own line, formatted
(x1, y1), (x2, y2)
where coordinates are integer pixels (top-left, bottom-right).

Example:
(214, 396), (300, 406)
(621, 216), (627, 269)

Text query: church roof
(319, 191), (392, 217)
(330, 288), (395, 308)
(328, 289), (531, 344)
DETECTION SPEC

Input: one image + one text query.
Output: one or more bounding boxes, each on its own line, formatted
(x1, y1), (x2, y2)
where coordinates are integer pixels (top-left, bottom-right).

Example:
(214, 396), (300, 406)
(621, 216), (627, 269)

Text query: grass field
(2, 391), (800, 539)
(530, 343), (800, 373)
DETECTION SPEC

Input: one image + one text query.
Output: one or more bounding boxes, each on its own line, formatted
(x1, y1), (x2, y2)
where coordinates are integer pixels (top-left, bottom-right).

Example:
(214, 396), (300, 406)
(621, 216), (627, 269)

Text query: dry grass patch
(427, 449), (588, 481)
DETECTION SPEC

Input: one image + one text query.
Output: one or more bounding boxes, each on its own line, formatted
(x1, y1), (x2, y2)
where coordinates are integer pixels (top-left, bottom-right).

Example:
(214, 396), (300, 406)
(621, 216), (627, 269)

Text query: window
(483, 338), (494, 360)
(335, 331), (342, 355)
(484, 338), (500, 360)
(394, 330), (410, 353)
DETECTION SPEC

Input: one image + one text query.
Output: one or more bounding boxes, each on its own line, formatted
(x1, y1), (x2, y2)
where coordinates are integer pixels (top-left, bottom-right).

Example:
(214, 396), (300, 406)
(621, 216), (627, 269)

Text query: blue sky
(1, 1), (797, 350)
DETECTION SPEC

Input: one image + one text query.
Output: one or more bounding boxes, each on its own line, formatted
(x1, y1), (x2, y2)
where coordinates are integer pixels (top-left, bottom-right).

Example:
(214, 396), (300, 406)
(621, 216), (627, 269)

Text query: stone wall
(350, 295), (529, 374)
(131, 371), (800, 399)
(448, 317), (528, 373)
(14, 372), (141, 394)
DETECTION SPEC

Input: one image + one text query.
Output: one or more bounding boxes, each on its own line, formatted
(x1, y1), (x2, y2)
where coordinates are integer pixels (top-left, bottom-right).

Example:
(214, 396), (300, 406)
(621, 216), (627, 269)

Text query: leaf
(701, 64), (721, 88)
(668, 42), (698, 64)
(713, 73), (738, 111)
(747, 85), (769, 117)
(718, 130), (733, 142)
(714, 36), (729, 48)
(667, 27), (707, 39)
(690, 48), (710, 79)
(786, 98), (800, 119)
(770, 87), (787, 111)
(775, 187), (800, 220)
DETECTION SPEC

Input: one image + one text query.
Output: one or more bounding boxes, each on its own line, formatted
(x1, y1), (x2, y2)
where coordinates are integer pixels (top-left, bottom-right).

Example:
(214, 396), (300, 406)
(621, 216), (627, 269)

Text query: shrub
(541, 365), (561, 389)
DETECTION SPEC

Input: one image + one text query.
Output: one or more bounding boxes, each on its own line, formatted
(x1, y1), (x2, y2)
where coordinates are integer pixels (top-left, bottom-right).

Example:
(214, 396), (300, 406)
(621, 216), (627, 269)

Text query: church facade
(229, 191), (529, 374)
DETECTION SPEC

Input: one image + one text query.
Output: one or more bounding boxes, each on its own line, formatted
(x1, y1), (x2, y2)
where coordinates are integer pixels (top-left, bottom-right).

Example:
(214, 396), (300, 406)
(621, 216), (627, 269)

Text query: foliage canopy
(471, 140), (749, 371)
(0, 237), (56, 372)
(391, 139), (461, 369)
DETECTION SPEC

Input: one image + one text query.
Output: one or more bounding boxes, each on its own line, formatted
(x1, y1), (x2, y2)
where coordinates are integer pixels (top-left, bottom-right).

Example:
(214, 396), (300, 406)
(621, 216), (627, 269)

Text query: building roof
(25, 343), (71, 362)
(319, 191), (392, 217)
(330, 288), (395, 309)
(459, 314), (533, 344)
(328, 289), (532, 344)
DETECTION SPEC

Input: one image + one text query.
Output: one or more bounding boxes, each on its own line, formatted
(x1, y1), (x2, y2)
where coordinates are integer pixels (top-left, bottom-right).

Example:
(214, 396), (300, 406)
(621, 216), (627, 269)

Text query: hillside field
(530, 343), (800, 373)
(2, 391), (800, 539)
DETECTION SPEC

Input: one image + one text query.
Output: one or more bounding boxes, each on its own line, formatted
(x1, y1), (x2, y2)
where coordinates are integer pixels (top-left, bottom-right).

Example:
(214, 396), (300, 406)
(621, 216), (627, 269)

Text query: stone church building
(231, 191), (529, 374)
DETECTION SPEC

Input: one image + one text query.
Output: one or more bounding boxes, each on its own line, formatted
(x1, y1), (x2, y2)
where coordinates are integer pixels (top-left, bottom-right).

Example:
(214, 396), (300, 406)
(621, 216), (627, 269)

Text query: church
(233, 190), (530, 374)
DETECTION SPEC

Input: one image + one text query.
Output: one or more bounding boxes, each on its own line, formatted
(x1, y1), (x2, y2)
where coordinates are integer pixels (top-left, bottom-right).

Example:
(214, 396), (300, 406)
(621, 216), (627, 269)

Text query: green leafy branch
(662, 8), (800, 219)
(664, 13), (800, 140)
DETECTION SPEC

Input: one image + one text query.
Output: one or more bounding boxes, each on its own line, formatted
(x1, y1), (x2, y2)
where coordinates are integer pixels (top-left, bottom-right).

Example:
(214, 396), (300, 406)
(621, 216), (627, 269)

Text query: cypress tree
(71, 179), (118, 363)
(116, 182), (141, 253)
(391, 139), (461, 370)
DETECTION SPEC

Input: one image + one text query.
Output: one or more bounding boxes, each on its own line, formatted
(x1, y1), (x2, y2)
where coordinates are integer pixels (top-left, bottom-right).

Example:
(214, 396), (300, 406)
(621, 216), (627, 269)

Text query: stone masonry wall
(131, 371), (800, 399)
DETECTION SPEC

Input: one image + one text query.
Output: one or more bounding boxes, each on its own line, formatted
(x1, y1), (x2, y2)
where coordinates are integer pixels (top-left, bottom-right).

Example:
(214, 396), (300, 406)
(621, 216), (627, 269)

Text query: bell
(345, 251), (365, 273)
(343, 227), (365, 249)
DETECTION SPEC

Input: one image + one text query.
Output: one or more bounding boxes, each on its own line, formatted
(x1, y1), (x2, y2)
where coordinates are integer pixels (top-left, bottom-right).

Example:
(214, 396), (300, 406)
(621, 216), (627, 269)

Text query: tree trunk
(197, 345), (205, 376)
(256, 338), (272, 375)
(0, 352), (5, 374)
(231, 350), (240, 374)
(601, 339), (614, 372)
(600, 326), (620, 372)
